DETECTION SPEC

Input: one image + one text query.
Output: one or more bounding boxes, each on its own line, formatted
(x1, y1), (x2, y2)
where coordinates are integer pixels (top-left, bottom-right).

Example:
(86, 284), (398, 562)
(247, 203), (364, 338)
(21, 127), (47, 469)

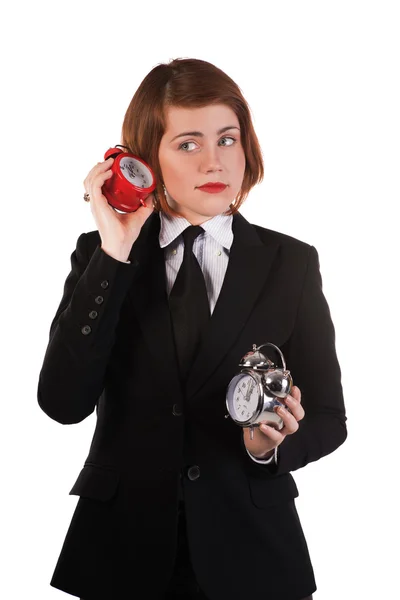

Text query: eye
(178, 136), (237, 152)
(219, 136), (237, 147)
(179, 141), (197, 152)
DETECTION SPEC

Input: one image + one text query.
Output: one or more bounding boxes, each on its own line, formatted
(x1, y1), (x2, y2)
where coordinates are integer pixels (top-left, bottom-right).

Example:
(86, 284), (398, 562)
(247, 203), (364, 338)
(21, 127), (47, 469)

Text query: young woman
(37, 57), (347, 600)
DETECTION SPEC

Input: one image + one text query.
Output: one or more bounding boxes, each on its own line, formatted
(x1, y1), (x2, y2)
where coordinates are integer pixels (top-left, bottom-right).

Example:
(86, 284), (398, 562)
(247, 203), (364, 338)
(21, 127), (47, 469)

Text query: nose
(200, 144), (223, 174)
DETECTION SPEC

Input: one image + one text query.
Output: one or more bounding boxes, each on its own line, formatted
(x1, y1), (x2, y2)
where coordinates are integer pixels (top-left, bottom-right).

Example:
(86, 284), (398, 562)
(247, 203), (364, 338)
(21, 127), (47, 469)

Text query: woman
(37, 58), (347, 600)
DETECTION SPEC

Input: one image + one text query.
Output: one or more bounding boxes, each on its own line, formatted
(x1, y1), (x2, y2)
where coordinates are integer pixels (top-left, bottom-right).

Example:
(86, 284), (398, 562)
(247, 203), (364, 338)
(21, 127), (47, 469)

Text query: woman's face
(158, 104), (246, 225)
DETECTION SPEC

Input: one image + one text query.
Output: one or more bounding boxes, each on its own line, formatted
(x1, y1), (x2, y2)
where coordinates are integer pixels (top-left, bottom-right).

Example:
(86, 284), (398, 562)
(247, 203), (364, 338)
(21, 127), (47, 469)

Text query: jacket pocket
(247, 473), (299, 509)
(69, 463), (120, 502)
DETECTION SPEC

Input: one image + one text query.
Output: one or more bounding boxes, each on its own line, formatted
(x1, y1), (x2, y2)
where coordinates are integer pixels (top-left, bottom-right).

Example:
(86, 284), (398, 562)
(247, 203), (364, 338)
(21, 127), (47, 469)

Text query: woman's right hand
(83, 157), (155, 262)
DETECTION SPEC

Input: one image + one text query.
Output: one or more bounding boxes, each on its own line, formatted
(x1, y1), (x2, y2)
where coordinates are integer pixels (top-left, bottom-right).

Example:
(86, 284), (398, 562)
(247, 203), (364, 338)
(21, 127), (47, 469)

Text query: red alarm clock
(101, 145), (157, 213)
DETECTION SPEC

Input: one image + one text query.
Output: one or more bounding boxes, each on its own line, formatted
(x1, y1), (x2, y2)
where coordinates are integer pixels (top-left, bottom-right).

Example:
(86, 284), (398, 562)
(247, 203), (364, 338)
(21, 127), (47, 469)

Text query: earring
(162, 184), (167, 195)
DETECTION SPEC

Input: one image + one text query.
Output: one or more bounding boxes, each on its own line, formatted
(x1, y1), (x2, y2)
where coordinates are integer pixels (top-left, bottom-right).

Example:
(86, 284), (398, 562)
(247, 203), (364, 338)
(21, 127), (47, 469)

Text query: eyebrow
(170, 125), (240, 143)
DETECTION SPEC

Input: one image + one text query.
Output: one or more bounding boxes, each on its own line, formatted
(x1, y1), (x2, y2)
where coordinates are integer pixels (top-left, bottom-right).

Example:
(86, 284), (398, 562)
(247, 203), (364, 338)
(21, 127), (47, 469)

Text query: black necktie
(169, 225), (210, 381)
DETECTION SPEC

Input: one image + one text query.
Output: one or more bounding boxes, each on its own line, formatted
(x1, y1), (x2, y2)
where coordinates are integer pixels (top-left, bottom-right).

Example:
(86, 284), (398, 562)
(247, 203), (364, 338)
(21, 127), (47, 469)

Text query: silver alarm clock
(225, 342), (293, 440)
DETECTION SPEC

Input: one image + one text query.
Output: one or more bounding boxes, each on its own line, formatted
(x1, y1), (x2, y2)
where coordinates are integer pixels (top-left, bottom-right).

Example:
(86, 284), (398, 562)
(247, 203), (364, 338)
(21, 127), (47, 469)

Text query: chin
(196, 207), (229, 219)
(167, 192), (232, 220)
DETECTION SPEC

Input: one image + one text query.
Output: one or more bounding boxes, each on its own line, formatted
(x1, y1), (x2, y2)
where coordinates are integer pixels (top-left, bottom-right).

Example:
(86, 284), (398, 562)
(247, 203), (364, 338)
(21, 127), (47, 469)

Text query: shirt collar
(159, 211), (234, 250)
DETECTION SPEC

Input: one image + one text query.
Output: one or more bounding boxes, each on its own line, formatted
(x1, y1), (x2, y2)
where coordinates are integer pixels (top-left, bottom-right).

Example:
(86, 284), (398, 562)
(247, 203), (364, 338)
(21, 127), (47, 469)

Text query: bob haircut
(120, 57), (264, 217)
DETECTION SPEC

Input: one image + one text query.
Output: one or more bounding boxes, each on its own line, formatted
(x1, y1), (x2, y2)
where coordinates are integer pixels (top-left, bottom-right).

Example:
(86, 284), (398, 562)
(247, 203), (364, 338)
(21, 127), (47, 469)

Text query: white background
(1, 1), (399, 598)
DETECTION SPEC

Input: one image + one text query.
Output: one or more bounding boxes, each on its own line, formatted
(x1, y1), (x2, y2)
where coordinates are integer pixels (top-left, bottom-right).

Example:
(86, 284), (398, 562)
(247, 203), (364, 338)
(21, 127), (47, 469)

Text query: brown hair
(120, 58), (264, 217)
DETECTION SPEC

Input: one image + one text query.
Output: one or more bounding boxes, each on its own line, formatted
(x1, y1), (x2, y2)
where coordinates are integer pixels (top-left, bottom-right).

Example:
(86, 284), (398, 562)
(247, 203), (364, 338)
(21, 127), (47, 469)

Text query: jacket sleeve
(243, 244), (348, 476)
(37, 233), (140, 425)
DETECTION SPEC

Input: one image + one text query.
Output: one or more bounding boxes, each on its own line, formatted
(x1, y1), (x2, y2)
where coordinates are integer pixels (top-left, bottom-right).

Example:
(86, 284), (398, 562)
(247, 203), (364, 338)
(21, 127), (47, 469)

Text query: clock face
(119, 156), (153, 188)
(226, 373), (260, 423)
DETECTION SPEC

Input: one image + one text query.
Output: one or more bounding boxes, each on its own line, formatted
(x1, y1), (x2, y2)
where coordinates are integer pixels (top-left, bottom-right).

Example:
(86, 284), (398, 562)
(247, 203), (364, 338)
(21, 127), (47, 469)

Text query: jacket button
(101, 280), (109, 289)
(81, 325), (91, 335)
(95, 295), (104, 304)
(187, 466), (200, 481)
(172, 404), (182, 416)
(89, 310), (98, 319)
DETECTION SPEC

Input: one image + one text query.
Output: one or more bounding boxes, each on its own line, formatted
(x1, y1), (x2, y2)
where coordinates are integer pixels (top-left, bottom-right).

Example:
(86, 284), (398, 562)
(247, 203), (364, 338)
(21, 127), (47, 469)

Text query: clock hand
(245, 381), (254, 402)
(238, 386), (246, 398)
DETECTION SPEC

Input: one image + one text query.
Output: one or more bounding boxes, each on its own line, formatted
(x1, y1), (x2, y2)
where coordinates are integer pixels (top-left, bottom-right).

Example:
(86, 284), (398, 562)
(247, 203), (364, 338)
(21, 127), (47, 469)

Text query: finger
(290, 385), (301, 403)
(99, 157), (114, 168)
(90, 157), (114, 179)
(84, 158), (114, 191)
(126, 194), (155, 222)
(142, 192), (155, 211)
(274, 405), (300, 434)
(283, 395), (305, 421)
(283, 385), (304, 415)
(259, 422), (284, 444)
(94, 167), (114, 187)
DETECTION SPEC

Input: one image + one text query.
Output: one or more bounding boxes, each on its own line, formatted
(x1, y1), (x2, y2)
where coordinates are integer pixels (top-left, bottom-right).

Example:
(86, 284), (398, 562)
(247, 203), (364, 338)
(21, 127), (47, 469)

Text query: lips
(197, 183), (227, 192)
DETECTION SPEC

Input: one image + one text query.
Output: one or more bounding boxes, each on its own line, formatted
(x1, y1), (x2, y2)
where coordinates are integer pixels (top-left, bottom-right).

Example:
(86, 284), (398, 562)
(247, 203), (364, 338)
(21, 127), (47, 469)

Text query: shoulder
(85, 229), (101, 243)
(72, 230), (100, 260)
(247, 220), (319, 277)
(251, 222), (312, 252)
(234, 212), (312, 252)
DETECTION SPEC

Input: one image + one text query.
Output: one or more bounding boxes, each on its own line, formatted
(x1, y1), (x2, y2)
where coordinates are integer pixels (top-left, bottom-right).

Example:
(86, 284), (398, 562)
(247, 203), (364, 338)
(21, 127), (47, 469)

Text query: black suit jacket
(37, 211), (347, 600)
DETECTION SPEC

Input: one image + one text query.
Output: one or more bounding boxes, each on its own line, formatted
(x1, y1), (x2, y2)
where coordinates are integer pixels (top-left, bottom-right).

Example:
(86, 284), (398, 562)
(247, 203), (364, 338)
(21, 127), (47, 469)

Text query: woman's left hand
(242, 385), (305, 459)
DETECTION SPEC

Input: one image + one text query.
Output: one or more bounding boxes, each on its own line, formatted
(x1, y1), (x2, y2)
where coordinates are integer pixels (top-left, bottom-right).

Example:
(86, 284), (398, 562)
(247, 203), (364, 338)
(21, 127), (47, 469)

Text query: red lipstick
(197, 183), (227, 193)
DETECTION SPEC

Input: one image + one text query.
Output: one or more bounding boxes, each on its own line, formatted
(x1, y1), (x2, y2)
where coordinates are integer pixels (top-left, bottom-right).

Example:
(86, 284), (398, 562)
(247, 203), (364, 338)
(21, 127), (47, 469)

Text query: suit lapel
(127, 213), (184, 398)
(185, 212), (279, 399)
(126, 211), (279, 401)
